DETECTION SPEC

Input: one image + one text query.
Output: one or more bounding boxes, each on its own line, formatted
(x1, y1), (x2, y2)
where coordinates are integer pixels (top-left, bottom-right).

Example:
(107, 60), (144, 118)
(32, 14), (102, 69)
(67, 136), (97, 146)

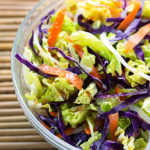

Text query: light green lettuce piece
(142, 97), (150, 117)
(62, 106), (88, 128)
(42, 34), (69, 69)
(54, 77), (76, 100)
(134, 99), (144, 108)
(71, 31), (122, 75)
(101, 102), (112, 112)
(28, 100), (52, 112)
(60, 103), (69, 111)
(142, 0), (150, 18)
(142, 40), (150, 67)
(125, 60), (150, 87)
(109, 87), (137, 95)
(42, 37), (49, 52)
(42, 77), (76, 100)
(55, 31), (69, 50)
(78, 73), (88, 80)
(23, 47), (42, 66)
(23, 47), (32, 61)
(116, 41), (137, 60)
(23, 47), (40, 89)
(33, 30), (58, 67)
(57, 55), (69, 69)
(106, 59), (119, 76)
(40, 84), (64, 103)
(121, 88), (137, 93)
(87, 116), (95, 139)
(80, 48), (96, 73)
(92, 20), (101, 29)
(23, 47), (32, 89)
(138, 129), (149, 143)
(75, 82), (98, 104)
(84, 104), (98, 111)
(98, 97), (120, 112)
(69, 43), (80, 62)
(119, 117), (131, 130)
(135, 138), (147, 150)
(107, 33), (117, 45)
(42, 78), (53, 87)
(81, 131), (101, 150)
(25, 72), (43, 101)
(51, 14), (78, 33)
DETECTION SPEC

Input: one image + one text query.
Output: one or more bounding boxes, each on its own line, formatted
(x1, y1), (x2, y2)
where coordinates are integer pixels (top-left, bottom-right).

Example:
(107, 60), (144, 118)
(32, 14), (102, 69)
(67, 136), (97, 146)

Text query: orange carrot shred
(117, 1), (141, 30)
(41, 122), (51, 130)
(73, 44), (84, 58)
(113, 1), (122, 7)
(73, 44), (101, 78)
(66, 36), (73, 43)
(126, 23), (150, 52)
(84, 125), (91, 135)
(48, 8), (66, 47)
(109, 113), (119, 141)
(115, 85), (126, 101)
(39, 64), (83, 90)
(90, 67), (101, 80)
(115, 85), (121, 94)
(57, 128), (75, 138)
(50, 111), (58, 117)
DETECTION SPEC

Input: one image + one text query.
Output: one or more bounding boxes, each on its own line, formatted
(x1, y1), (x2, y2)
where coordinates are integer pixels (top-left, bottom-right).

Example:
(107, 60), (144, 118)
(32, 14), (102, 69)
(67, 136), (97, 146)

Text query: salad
(15, 0), (150, 149)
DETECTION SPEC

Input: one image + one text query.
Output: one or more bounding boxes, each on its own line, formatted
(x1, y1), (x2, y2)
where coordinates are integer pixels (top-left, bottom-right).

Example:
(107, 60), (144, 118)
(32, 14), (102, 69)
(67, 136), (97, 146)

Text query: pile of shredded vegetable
(16, 0), (150, 149)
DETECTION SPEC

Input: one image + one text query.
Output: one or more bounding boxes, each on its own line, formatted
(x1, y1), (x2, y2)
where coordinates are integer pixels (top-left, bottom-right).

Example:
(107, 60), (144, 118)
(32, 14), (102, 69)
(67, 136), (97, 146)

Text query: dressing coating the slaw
(15, 0), (150, 149)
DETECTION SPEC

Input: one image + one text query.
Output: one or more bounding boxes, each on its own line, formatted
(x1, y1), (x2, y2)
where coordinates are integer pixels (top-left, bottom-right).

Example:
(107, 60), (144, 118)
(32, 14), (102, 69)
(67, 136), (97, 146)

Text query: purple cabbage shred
(50, 47), (107, 90)
(15, 54), (53, 78)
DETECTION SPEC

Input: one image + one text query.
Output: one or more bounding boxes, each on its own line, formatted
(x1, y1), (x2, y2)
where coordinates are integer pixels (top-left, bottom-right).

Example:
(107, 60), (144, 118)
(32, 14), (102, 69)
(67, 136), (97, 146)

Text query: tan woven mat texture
(0, 0), (57, 149)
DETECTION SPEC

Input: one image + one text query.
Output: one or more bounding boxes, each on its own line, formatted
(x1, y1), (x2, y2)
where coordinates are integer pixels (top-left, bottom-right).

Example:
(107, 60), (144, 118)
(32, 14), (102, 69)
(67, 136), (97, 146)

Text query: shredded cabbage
(75, 82), (98, 104)
(100, 33), (150, 81)
(71, 31), (122, 75)
(81, 131), (101, 150)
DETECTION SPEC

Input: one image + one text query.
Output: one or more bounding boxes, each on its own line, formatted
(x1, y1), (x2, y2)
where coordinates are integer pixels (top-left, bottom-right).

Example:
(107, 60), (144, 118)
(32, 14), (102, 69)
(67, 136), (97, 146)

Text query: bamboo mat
(0, 0), (56, 149)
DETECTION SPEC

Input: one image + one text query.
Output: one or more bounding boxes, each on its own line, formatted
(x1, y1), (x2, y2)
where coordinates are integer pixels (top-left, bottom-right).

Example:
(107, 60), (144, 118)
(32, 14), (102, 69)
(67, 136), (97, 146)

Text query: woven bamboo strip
(0, 101), (19, 108)
(0, 1), (37, 6)
(0, 11), (29, 17)
(0, 5), (33, 10)
(0, 18), (23, 25)
(0, 116), (27, 122)
(0, 87), (15, 93)
(0, 82), (14, 87)
(0, 32), (16, 36)
(0, 94), (17, 101)
(0, 56), (10, 62)
(0, 37), (15, 42)
(0, 0), (40, 2)
(0, 128), (38, 136)
(0, 51), (11, 56)
(0, 142), (53, 149)
(0, 122), (32, 129)
(1, 0), (38, 1)
(0, 63), (11, 69)
(0, 25), (20, 31)
(0, 108), (24, 116)
(0, 69), (11, 75)
(0, 75), (12, 81)
(0, 135), (45, 142)
(0, 43), (12, 50)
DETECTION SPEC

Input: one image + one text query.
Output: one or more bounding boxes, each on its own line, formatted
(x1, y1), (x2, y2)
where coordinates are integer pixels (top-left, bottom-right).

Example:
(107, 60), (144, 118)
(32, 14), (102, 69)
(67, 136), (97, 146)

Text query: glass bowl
(11, 0), (79, 149)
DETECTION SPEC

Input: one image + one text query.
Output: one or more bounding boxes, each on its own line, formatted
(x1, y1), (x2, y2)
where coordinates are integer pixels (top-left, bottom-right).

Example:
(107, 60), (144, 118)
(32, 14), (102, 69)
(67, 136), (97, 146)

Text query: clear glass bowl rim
(11, 0), (79, 149)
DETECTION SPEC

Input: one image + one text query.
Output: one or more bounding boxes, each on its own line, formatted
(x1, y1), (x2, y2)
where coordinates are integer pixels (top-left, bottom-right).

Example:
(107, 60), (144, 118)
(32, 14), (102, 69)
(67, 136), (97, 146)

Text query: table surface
(0, 0), (56, 149)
